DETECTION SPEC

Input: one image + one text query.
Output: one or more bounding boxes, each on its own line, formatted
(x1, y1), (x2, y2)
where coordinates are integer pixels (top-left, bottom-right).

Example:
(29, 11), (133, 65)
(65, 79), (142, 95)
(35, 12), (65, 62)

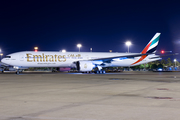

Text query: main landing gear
(16, 70), (22, 75)
(95, 70), (106, 74)
(94, 66), (106, 74)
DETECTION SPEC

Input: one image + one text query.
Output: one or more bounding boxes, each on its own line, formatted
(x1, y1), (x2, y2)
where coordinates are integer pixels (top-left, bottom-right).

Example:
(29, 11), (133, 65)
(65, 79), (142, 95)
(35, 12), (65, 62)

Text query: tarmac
(0, 71), (180, 120)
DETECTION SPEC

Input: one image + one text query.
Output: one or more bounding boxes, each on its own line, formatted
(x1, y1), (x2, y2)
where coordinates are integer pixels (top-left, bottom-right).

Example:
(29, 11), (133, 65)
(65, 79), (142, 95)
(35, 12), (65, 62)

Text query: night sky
(1, 0), (180, 60)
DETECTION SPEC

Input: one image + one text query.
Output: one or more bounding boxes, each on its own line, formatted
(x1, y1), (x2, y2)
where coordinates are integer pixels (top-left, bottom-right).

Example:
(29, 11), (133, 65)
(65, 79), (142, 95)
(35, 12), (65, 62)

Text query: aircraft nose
(1, 58), (5, 63)
(1, 58), (10, 65)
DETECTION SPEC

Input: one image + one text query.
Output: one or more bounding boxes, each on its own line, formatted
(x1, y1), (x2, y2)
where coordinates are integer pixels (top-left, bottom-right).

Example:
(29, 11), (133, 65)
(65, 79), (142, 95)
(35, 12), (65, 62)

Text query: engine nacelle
(76, 61), (95, 72)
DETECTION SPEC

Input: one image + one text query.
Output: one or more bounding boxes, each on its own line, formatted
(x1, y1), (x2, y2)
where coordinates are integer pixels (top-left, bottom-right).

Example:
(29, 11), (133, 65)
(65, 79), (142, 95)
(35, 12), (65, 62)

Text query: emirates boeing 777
(1, 33), (161, 74)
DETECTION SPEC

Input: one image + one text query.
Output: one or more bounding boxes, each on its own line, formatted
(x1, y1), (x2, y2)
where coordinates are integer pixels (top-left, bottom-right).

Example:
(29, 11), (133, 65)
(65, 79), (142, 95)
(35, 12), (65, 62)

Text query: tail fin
(141, 33), (161, 54)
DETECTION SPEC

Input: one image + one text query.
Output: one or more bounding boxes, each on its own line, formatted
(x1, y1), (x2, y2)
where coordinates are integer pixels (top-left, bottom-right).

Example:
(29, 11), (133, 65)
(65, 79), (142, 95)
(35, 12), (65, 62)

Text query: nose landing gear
(16, 71), (20, 75)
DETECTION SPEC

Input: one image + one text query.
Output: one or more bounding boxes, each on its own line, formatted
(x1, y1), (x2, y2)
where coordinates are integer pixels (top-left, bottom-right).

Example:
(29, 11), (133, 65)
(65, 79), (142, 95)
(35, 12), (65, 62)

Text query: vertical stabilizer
(131, 33), (161, 65)
(141, 33), (161, 54)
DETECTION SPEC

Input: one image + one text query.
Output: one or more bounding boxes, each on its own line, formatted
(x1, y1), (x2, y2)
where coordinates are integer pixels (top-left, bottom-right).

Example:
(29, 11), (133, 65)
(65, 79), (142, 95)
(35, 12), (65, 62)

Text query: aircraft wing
(89, 53), (151, 61)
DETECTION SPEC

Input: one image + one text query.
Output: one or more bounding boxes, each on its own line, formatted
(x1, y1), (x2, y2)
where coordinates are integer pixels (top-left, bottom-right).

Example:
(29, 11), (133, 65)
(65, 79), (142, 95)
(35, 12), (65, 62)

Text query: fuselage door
(19, 54), (24, 61)
(86, 55), (89, 60)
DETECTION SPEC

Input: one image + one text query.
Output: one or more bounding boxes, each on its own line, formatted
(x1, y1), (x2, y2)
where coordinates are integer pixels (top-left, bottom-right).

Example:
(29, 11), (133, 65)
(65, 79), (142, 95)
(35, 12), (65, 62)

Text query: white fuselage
(1, 51), (161, 68)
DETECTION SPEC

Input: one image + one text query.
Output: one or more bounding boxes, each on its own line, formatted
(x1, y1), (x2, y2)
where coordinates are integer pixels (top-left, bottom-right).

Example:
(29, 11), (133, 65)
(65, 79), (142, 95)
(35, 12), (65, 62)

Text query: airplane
(1, 33), (161, 74)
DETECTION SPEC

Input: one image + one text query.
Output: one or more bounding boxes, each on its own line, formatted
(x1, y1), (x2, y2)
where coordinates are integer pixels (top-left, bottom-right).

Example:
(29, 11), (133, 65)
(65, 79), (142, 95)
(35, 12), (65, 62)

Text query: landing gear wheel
(16, 71), (20, 75)
(96, 71), (99, 74)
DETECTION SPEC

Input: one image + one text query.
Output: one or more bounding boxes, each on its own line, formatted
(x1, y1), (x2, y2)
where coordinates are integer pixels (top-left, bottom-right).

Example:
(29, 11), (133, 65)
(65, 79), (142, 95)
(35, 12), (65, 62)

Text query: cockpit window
(5, 56), (11, 58)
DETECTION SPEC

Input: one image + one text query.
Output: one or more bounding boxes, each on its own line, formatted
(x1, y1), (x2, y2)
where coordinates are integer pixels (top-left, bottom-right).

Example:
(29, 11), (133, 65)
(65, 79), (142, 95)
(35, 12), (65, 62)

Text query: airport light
(90, 48), (92, 52)
(62, 49), (66, 53)
(34, 47), (38, 52)
(161, 50), (172, 54)
(125, 41), (132, 53)
(77, 44), (82, 52)
(174, 59), (177, 67)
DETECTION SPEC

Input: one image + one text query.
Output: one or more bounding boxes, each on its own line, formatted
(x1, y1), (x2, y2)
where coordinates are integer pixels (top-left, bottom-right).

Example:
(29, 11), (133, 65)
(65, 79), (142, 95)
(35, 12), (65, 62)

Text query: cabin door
(19, 54), (24, 61)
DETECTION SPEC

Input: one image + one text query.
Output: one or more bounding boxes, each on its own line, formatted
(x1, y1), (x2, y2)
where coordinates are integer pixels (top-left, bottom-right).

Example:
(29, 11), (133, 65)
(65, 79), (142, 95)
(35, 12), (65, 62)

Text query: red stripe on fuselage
(131, 55), (147, 65)
(131, 41), (152, 65)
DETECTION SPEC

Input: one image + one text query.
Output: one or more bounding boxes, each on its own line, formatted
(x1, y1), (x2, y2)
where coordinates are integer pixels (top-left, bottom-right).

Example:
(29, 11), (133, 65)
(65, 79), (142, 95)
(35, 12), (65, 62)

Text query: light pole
(77, 44), (82, 52)
(174, 59), (177, 70)
(125, 41), (132, 53)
